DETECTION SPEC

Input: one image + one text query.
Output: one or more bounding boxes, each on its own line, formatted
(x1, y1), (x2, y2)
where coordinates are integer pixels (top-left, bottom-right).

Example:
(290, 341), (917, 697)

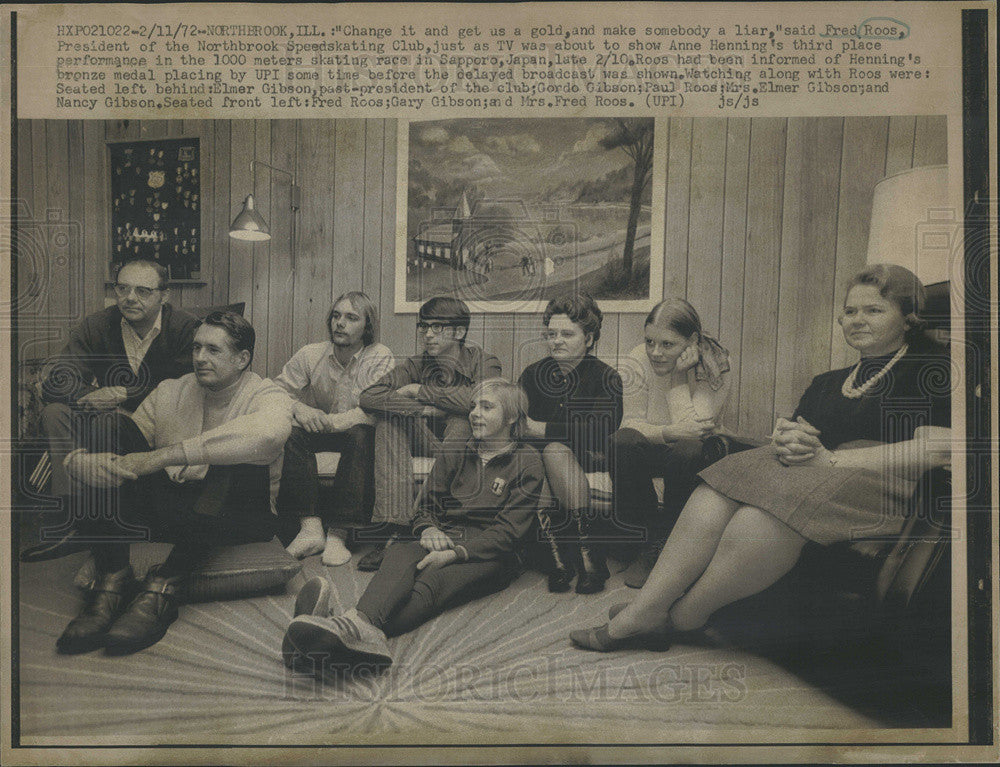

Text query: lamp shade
(866, 165), (952, 285)
(229, 194), (270, 242)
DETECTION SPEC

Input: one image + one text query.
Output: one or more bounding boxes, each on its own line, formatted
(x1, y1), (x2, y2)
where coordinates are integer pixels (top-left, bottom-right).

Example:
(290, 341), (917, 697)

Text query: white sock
(321, 531), (351, 567)
(286, 519), (325, 559)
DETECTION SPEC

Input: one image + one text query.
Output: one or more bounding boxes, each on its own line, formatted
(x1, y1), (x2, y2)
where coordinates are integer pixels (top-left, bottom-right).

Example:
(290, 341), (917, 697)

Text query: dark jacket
(411, 440), (546, 562)
(41, 303), (200, 412)
(359, 344), (502, 416)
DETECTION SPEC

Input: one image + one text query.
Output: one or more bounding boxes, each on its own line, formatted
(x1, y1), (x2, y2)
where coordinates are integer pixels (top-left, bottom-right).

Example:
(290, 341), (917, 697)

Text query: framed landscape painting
(396, 117), (665, 313)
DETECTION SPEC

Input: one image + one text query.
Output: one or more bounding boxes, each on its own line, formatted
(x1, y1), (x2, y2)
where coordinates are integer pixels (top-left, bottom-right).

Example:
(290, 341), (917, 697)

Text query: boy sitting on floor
(282, 378), (546, 673)
(355, 296), (501, 570)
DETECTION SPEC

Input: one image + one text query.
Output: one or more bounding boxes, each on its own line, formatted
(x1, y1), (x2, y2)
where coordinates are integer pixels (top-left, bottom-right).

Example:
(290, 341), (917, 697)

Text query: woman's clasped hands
(772, 416), (834, 467)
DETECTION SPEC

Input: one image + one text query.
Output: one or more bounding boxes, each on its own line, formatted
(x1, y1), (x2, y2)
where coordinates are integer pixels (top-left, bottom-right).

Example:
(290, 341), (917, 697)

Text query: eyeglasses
(114, 283), (163, 300)
(417, 321), (453, 336)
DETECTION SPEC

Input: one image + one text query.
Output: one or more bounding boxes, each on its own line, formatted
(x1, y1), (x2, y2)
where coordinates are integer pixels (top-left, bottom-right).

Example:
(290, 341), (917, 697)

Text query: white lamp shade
(229, 194), (271, 242)
(866, 165), (952, 285)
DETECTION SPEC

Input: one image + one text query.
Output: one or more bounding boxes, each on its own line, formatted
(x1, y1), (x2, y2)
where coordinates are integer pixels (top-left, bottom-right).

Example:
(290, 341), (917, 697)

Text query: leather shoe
(56, 566), (135, 654)
(356, 532), (398, 572)
(104, 570), (180, 656)
(569, 622), (672, 652)
(547, 566), (575, 593)
(575, 569), (608, 595)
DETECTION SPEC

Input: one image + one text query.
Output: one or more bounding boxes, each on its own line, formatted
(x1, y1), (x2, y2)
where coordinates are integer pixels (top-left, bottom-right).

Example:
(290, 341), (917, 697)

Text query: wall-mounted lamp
(229, 160), (301, 269)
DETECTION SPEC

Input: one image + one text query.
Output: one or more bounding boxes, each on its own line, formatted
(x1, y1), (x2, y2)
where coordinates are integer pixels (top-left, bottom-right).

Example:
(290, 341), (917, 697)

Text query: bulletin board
(109, 137), (201, 280)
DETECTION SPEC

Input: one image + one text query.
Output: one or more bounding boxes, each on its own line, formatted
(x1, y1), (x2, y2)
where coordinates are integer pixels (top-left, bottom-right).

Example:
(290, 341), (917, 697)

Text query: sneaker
(103, 571), (180, 656)
(284, 612), (393, 674)
(293, 576), (331, 618)
(283, 576), (332, 668)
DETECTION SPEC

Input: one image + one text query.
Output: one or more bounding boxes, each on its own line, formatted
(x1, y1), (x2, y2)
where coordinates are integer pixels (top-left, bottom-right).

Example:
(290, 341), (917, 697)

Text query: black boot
(547, 563), (576, 593)
(535, 508), (575, 592)
(56, 566), (135, 654)
(574, 509), (609, 595)
(103, 568), (181, 656)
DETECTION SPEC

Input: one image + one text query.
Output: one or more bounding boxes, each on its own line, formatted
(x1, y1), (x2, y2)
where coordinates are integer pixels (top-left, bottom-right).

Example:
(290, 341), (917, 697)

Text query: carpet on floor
(15, 548), (947, 745)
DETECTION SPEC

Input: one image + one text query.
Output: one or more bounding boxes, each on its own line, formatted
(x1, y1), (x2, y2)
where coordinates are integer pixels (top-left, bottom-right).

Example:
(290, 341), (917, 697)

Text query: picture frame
(395, 117), (665, 313)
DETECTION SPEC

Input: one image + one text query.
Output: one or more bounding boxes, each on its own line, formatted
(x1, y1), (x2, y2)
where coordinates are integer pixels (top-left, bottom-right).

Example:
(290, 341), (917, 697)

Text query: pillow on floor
(73, 537), (301, 603)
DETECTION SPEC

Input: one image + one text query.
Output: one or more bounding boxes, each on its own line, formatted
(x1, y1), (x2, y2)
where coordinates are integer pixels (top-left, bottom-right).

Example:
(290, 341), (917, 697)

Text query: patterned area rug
(18, 550), (914, 745)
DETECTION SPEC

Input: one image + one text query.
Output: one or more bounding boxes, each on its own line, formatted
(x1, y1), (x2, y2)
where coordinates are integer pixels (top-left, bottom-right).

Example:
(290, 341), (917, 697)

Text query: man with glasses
(357, 296), (501, 571)
(27, 259), (199, 561)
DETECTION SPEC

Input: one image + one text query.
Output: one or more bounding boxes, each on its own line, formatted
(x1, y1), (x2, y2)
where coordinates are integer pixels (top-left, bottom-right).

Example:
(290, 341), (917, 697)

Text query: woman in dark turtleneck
(570, 264), (952, 651)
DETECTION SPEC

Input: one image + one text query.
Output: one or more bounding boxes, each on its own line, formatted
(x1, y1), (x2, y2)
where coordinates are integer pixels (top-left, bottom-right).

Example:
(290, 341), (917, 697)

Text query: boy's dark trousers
(355, 534), (518, 637)
(276, 424), (376, 536)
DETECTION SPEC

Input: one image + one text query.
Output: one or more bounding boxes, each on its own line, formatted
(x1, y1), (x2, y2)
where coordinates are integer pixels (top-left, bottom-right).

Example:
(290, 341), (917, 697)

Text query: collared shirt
(274, 341), (395, 415)
(120, 308), (163, 375)
(359, 343), (503, 417)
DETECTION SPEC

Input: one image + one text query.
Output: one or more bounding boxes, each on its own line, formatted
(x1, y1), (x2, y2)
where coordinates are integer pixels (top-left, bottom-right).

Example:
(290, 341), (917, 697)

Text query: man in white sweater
(55, 311), (293, 656)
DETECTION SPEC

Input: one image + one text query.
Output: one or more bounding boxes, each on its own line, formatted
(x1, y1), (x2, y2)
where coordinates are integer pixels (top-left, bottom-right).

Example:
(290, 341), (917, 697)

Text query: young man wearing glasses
(27, 259), (199, 561)
(357, 296), (501, 571)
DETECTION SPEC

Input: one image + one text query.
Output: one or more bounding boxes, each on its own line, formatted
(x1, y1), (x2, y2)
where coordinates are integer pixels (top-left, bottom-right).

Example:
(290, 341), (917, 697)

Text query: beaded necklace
(840, 344), (908, 399)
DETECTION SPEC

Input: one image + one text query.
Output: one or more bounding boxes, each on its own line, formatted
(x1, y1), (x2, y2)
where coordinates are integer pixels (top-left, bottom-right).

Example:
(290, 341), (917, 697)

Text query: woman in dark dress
(519, 295), (623, 594)
(570, 264), (952, 650)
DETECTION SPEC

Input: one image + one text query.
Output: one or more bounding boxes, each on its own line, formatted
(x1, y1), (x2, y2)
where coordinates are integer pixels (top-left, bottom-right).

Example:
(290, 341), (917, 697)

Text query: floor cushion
(74, 536), (301, 603)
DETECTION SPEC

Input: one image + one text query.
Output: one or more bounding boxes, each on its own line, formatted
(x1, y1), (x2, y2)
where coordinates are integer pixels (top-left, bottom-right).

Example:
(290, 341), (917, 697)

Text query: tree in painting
(599, 119), (654, 283)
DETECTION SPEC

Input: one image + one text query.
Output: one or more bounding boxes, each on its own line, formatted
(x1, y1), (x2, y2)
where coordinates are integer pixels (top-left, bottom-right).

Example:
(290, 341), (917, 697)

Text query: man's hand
(395, 383), (423, 399)
(293, 402), (330, 434)
(65, 451), (136, 488)
(77, 386), (127, 411)
(420, 526), (454, 552)
(116, 450), (167, 478)
(416, 549), (458, 571)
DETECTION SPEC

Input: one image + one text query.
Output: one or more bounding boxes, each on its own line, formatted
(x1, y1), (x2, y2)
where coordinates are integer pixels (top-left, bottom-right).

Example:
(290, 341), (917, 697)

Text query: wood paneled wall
(15, 116), (946, 435)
